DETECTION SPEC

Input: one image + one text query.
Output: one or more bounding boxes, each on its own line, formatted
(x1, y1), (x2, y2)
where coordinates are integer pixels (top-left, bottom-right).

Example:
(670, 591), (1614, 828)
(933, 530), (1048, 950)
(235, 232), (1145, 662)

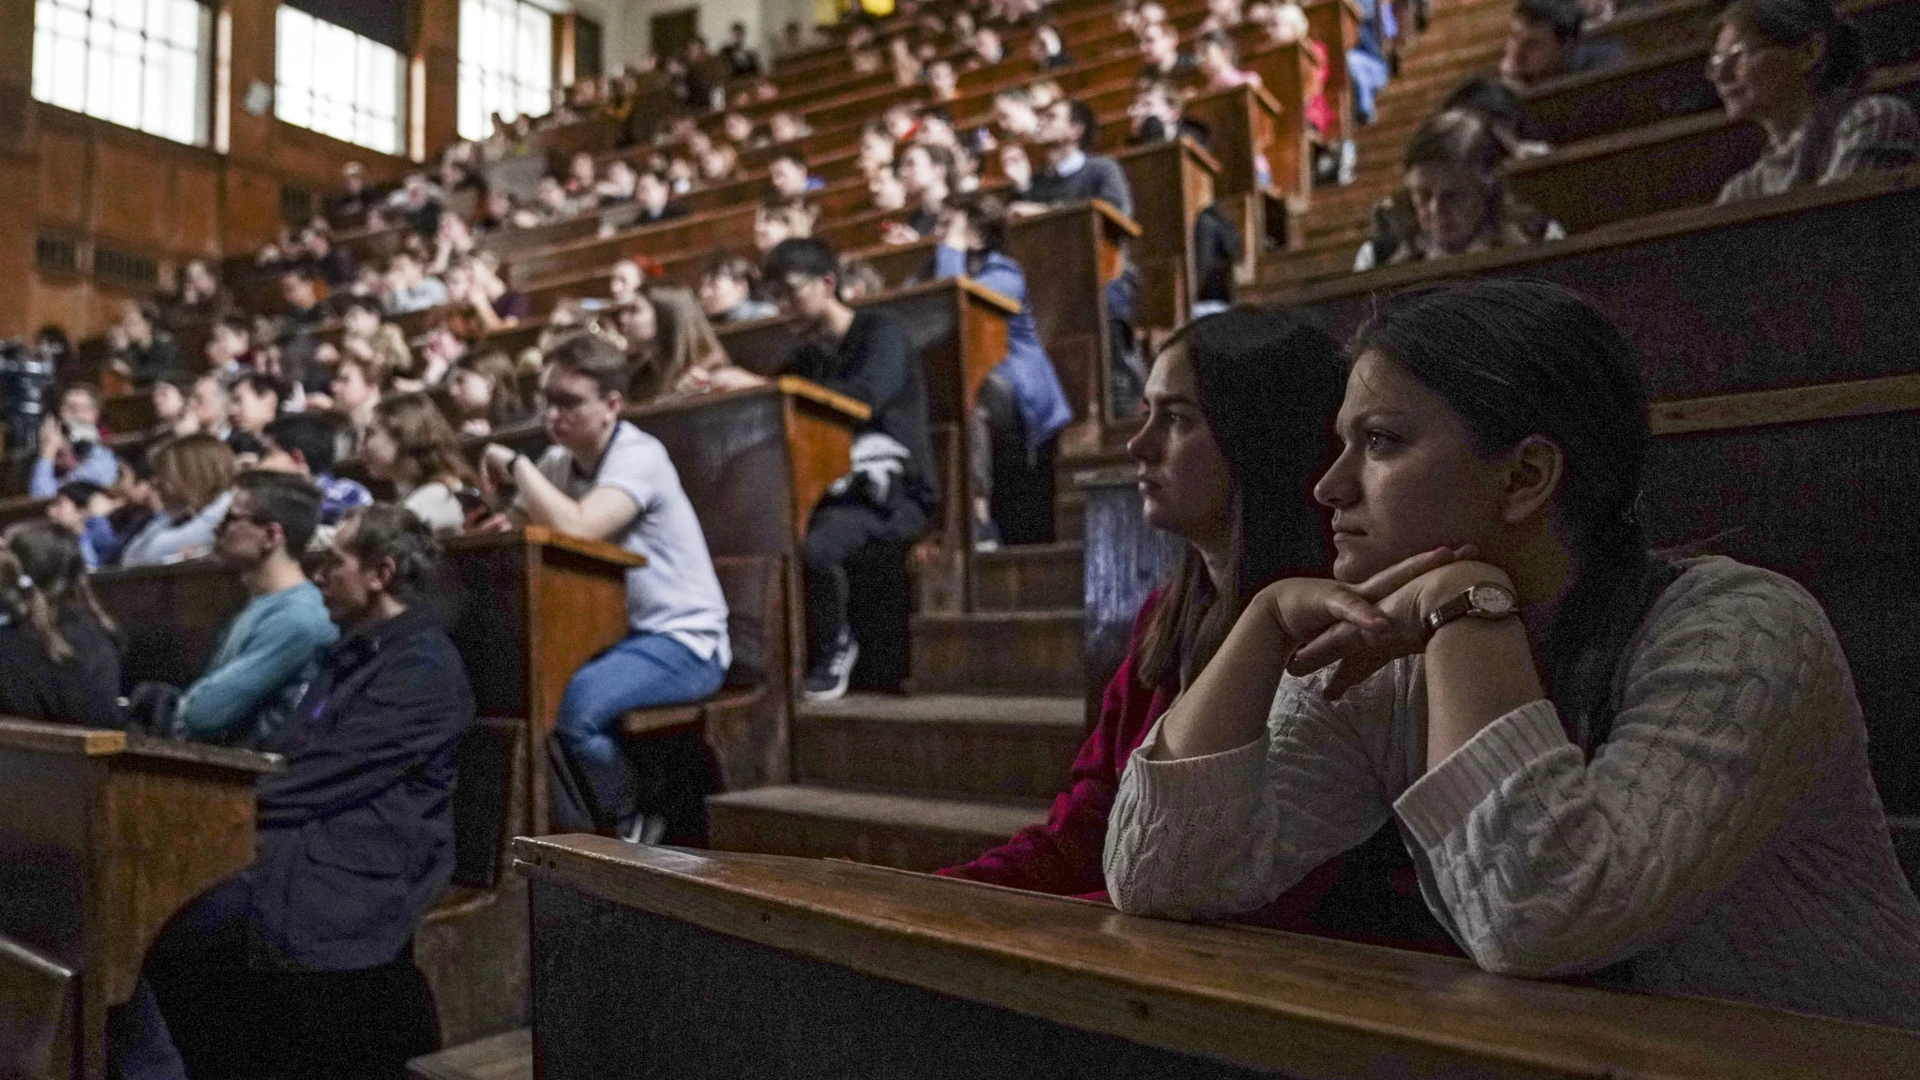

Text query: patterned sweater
(1104, 557), (1920, 1030)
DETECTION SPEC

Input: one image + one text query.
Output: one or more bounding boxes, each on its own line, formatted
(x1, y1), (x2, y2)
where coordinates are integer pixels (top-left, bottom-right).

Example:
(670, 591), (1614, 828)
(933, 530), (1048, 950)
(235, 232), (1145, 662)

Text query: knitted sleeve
(1394, 560), (1860, 977)
(1104, 663), (1406, 919)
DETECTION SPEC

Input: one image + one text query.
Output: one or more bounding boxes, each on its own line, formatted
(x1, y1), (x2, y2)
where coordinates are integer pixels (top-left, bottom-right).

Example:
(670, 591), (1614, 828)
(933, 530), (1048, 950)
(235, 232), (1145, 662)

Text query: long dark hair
(1137, 308), (1344, 688)
(1, 521), (117, 664)
(1350, 279), (1662, 751)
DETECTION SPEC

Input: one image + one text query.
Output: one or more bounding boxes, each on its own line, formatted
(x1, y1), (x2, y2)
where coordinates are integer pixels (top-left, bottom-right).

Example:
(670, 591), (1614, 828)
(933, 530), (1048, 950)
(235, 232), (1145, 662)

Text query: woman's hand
(1289, 558), (1512, 700)
(1253, 546), (1474, 652)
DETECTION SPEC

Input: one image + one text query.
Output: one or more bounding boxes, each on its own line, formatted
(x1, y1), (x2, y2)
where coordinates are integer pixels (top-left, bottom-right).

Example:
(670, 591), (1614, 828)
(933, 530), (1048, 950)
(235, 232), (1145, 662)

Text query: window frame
(31, 0), (215, 147)
(273, 4), (407, 156)
(457, 0), (556, 142)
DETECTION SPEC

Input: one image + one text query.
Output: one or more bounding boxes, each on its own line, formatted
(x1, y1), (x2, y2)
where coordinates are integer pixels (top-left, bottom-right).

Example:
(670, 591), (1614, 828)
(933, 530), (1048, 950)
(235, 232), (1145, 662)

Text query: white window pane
(109, 0), (144, 32)
(168, 0), (196, 47)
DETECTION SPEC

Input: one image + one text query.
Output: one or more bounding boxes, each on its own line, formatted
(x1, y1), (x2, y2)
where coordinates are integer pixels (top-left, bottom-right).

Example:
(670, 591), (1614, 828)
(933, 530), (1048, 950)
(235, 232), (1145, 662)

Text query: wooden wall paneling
(92, 141), (172, 249)
(172, 162), (224, 257)
(35, 128), (89, 229)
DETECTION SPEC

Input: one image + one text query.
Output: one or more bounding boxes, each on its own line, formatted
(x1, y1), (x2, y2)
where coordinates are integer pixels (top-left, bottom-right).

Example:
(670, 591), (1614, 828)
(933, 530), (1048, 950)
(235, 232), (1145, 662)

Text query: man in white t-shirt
(481, 334), (730, 843)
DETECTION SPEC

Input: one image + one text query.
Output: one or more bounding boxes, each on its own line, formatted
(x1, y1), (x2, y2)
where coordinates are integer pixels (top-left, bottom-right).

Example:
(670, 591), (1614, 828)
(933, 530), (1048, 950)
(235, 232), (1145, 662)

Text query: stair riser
(912, 616), (1086, 695)
(708, 805), (1014, 873)
(794, 717), (1082, 800)
(971, 548), (1086, 612)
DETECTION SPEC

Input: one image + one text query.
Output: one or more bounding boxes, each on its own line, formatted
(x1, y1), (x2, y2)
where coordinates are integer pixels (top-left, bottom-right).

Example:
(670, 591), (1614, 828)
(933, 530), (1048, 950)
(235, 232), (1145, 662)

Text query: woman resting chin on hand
(1104, 279), (1920, 1032)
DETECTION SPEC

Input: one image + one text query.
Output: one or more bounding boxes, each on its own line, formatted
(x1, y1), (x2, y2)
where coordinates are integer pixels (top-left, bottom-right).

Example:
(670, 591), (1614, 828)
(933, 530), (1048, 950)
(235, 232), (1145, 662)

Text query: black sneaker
(803, 630), (859, 702)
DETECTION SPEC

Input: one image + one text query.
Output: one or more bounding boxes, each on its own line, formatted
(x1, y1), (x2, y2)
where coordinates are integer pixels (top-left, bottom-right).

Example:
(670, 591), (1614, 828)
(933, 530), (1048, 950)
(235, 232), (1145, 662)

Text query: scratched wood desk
(0, 720), (281, 1080)
(514, 837), (1920, 1079)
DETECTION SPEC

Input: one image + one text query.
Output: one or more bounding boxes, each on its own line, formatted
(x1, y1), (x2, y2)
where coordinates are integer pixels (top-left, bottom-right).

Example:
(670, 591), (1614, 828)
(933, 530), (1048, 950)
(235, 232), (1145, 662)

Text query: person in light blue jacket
(929, 192), (1074, 550)
(168, 470), (338, 747)
(120, 433), (236, 567)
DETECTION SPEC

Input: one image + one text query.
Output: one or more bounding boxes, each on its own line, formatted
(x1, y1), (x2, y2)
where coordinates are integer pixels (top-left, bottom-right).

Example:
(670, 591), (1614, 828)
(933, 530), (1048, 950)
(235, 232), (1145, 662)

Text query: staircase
(709, 0), (1514, 872)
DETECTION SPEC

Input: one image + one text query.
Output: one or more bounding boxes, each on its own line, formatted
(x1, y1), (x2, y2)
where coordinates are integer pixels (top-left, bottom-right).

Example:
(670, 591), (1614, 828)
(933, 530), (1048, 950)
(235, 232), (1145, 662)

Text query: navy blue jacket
(931, 246), (1073, 450)
(251, 605), (472, 970)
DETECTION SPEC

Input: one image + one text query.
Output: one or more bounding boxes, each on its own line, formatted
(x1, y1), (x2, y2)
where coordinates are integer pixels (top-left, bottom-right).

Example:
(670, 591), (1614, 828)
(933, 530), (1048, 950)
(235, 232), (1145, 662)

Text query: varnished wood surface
(1650, 372), (1920, 435)
(0, 727), (272, 1079)
(516, 837), (1920, 1079)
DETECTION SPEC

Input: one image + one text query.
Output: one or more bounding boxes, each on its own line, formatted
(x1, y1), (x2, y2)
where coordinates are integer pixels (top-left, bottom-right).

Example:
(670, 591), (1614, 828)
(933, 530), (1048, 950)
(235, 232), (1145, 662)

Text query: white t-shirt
(539, 422), (731, 669)
(403, 481), (466, 536)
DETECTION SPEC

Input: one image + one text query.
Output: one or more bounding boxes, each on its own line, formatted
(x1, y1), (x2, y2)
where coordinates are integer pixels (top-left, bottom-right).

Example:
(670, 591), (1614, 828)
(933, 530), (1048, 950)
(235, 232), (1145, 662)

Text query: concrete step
(793, 693), (1084, 801)
(972, 542), (1085, 612)
(707, 784), (1048, 872)
(911, 609), (1085, 695)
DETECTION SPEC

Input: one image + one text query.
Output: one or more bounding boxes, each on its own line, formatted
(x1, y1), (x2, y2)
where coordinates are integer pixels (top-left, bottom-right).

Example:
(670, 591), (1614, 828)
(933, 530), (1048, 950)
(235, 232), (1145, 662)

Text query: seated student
(148, 373), (194, 440)
(479, 334), (731, 842)
(124, 504), (471, 1080)
(383, 250), (451, 316)
(768, 110), (811, 144)
(447, 349), (531, 436)
(107, 299), (179, 385)
(363, 393), (479, 536)
(228, 372), (284, 442)
(1353, 109), (1563, 271)
(632, 284), (767, 398)
(608, 257), (646, 306)
(30, 383), (119, 499)
(891, 143), (953, 240)
(1129, 79), (1211, 146)
(0, 521), (122, 728)
(926, 59), (962, 103)
(763, 238), (935, 701)
(1500, 0), (1625, 89)
(633, 169), (690, 225)
(121, 434), (237, 567)
(158, 471), (336, 747)
(928, 194), (1072, 550)
(699, 254), (782, 324)
(261, 412), (373, 532)
(967, 25), (1006, 68)
(47, 479), (122, 569)
(1348, 0), (1398, 123)
(1712, 0), (1920, 204)
(1030, 22), (1076, 69)
(1012, 97), (1146, 410)
(1137, 19), (1196, 80)
(330, 353), (385, 449)
(1196, 29), (1262, 91)
(204, 313), (260, 373)
(187, 374), (235, 443)
(596, 159), (640, 204)
(768, 150), (826, 199)
(991, 87), (1041, 143)
(446, 254), (529, 334)
(1103, 280), (1920, 1031)
(859, 121), (898, 176)
(753, 196), (818, 253)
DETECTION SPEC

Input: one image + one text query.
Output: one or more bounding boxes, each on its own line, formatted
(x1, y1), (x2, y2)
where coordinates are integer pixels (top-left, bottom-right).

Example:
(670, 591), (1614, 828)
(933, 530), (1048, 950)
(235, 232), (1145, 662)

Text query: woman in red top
(938, 308), (1456, 952)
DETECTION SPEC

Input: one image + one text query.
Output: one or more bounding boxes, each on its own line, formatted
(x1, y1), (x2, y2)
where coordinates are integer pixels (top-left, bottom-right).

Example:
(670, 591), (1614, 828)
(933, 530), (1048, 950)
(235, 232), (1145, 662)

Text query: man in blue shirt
(163, 470), (337, 746)
(261, 412), (373, 531)
(29, 384), (119, 499)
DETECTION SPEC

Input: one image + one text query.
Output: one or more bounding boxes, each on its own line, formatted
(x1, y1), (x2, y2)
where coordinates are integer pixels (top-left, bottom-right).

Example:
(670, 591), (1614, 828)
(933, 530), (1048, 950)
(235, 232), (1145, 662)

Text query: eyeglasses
(1706, 42), (1772, 79)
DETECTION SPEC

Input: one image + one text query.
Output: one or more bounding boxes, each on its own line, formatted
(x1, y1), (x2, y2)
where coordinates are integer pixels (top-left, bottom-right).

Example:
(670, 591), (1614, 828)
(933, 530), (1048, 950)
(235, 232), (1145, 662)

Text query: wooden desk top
(514, 836), (1920, 1079)
(446, 525), (647, 570)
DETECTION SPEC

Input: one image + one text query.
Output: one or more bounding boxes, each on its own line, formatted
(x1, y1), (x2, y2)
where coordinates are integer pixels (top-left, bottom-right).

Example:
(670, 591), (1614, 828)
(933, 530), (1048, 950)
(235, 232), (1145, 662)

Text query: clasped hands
(1257, 547), (1515, 700)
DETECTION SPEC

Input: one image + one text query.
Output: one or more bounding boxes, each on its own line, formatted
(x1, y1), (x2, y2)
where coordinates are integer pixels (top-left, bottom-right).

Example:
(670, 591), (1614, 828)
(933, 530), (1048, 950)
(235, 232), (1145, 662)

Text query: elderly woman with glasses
(1711, 0), (1919, 204)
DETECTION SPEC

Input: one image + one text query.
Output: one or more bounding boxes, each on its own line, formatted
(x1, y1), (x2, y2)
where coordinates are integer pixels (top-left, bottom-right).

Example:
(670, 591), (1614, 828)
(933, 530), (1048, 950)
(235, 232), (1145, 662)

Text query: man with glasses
(118, 504), (470, 1079)
(762, 237), (935, 702)
(142, 470), (336, 747)
(480, 333), (731, 844)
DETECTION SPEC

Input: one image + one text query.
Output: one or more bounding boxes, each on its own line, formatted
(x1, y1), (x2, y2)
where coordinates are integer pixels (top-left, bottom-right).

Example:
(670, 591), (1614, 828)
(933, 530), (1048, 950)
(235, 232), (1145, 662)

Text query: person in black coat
(116, 504), (473, 1080)
(0, 521), (122, 727)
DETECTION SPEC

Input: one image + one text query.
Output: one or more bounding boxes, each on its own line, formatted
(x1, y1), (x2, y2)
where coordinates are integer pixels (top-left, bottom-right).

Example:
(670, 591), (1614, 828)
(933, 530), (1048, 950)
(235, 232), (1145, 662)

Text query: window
(275, 5), (404, 155)
(32, 0), (213, 146)
(459, 0), (554, 141)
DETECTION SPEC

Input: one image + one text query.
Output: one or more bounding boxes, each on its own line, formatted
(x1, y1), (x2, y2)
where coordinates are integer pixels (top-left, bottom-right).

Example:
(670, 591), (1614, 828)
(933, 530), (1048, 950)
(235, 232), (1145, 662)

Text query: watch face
(1469, 583), (1517, 616)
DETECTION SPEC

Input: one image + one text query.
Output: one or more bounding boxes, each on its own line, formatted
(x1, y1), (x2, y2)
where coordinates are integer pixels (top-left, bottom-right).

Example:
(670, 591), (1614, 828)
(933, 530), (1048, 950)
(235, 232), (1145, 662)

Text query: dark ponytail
(1350, 280), (1671, 753)
(0, 521), (113, 665)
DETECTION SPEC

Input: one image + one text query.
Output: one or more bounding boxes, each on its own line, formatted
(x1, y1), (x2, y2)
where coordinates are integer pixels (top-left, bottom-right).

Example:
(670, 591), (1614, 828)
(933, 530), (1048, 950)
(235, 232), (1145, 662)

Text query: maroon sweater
(938, 591), (1460, 954)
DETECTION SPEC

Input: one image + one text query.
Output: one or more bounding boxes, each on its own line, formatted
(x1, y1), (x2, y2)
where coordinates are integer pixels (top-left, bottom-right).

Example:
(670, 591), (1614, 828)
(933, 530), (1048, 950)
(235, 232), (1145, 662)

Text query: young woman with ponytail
(1712, 0), (1920, 203)
(0, 520), (122, 727)
(1104, 280), (1920, 1030)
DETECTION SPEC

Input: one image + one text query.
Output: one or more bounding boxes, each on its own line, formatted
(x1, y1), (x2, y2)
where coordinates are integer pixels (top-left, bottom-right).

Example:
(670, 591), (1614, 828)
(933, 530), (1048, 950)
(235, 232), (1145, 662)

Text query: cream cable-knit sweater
(1104, 557), (1920, 1031)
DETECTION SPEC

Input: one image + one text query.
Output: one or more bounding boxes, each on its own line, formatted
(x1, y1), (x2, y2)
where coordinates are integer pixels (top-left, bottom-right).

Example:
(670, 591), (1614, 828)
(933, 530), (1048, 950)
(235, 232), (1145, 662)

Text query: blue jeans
(554, 631), (725, 828)
(1347, 48), (1390, 124)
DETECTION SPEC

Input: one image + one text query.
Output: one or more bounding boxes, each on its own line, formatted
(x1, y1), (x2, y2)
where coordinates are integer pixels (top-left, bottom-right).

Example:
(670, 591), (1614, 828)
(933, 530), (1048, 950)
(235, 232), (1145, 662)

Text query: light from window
(458, 0), (554, 141)
(32, 0), (212, 146)
(275, 6), (404, 155)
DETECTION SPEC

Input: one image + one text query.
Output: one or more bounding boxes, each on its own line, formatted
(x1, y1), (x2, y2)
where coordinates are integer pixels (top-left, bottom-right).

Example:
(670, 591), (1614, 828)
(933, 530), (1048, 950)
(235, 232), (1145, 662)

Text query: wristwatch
(1423, 582), (1519, 636)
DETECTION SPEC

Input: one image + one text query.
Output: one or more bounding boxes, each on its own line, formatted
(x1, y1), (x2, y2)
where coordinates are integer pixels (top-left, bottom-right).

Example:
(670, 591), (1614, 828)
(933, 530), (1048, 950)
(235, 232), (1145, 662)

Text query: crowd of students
(5, 0), (1920, 1072)
(1355, 0), (1919, 271)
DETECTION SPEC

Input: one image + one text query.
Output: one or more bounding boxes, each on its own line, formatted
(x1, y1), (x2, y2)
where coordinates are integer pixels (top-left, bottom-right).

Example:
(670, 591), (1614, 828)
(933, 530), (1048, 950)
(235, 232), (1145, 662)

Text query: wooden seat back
(449, 718), (525, 891)
(0, 931), (74, 1080)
